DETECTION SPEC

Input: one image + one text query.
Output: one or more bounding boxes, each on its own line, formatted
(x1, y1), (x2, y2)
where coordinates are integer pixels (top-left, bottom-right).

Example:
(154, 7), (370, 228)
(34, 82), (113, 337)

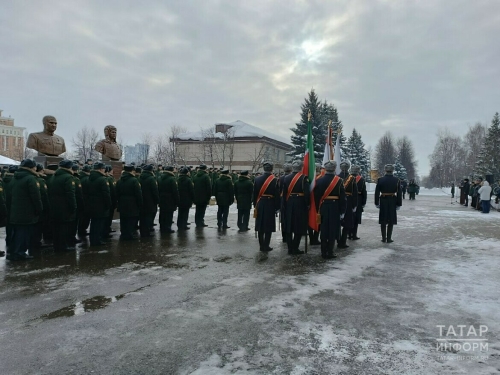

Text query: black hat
(199, 164), (207, 170)
(124, 165), (134, 172)
(46, 164), (59, 171)
(105, 165), (112, 173)
(58, 159), (73, 169)
(179, 167), (189, 174)
(130, 162), (136, 166)
(83, 165), (92, 172)
(221, 169), (229, 174)
(165, 166), (174, 172)
(2, 166), (8, 170)
(72, 164), (79, 171)
(135, 167), (142, 173)
(143, 164), (153, 172)
(8, 165), (18, 173)
(94, 162), (106, 170)
(36, 163), (44, 172)
(21, 159), (37, 169)
(240, 170), (249, 176)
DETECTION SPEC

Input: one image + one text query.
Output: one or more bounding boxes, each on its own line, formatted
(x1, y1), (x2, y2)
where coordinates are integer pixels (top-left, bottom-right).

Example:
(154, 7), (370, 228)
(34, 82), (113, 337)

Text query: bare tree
(374, 131), (396, 174)
(138, 132), (153, 164)
(199, 126), (218, 168)
(151, 133), (170, 166)
(167, 125), (187, 166)
(72, 126), (100, 162)
(247, 144), (267, 172)
(463, 122), (487, 173)
(428, 128), (466, 187)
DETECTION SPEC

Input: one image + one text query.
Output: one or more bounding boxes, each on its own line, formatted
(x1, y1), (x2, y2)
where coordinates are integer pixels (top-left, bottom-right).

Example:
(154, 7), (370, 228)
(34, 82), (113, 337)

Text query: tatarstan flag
(302, 113), (318, 231)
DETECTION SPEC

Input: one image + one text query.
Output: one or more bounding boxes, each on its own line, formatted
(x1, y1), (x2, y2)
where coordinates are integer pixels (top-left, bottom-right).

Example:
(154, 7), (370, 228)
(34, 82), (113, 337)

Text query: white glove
(340, 214), (345, 219)
(376, 205), (380, 209)
(396, 206), (401, 211)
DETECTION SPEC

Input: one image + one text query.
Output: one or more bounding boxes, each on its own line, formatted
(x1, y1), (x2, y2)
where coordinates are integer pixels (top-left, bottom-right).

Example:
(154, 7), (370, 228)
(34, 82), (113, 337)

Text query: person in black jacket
(350, 165), (367, 241)
(337, 161), (358, 249)
(88, 162), (111, 246)
(116, 165), (142, 240)
(374, 164), (402, 243)
(177, 167), (194, 231)
(158, 166), (179, 233)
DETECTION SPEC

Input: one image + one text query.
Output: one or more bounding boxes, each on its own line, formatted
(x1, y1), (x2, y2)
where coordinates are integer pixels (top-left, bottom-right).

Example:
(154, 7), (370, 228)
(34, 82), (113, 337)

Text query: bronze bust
(94, 125), (122, 161)
(26, 116), (67, 156)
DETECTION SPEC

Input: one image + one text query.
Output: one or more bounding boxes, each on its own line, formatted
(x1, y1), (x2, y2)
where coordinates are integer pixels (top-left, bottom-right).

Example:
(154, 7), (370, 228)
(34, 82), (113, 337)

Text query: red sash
(319, 176), (340, 209)
(356, 176), (361, 183)
(256, 175), (275, 204)
(286, 173), (303, 201)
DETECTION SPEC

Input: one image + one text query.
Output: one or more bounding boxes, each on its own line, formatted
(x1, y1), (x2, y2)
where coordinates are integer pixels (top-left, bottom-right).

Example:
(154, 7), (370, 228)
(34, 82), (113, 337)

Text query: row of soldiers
(1, 157), (401, 261)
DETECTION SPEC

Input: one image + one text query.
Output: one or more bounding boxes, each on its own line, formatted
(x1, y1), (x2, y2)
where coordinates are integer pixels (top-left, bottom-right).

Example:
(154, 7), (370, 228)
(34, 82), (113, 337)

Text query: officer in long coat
(77, 165), (91, 237)
(177, 167), (194, 231)
(282, 160), (310, 255)
(314, 161), (346, 259)
(31, 164), (49, 250)
(116, 165), (142, 240)
(193, 164), (212, 228)
(337, 161), (358, 249)
(234, 170), (253, 231)
(139, 164), (159, 237)
(158, 166), (179, 233)
(49, 160), (77, 252)
(350, 165), (367, 240)
(88, 162), (112, 246)
(68, 164), (84, 245)
(278, 164), (292, 242)
(8, 159), (43, 260)
(253, 162), (279, 252)
(104, 165), (117, 237)
(374, 164), (402, 243)
(214, 169), (234, 230)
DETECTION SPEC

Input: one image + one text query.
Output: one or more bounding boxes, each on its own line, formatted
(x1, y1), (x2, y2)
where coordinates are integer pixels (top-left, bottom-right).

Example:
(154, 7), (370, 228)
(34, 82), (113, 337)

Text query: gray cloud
(1, 0), (499, 174)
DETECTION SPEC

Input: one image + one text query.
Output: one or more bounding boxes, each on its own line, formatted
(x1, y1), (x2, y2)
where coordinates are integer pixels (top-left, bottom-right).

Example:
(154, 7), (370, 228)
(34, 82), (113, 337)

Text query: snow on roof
(0, 155), (20, 165)
(177, 120), (292, 146)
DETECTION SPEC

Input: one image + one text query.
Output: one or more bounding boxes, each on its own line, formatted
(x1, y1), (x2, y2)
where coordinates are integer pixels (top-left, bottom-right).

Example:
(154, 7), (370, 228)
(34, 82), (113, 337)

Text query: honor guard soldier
(314, 161), (346, 259)
(234, 170), (253, 231)
(139, 164), (159, 237)
(278, 163), (292, 242)
(158, 166), (179, 233)
(308, 163), (322, 246)
(177, 167), (194, 231)
(337, 161), (358, 248)
(193, 164), (212, 228)
(8, 159), (43, 260)
(374, 164), (402, 243)
(214, 169), (234, 230)
(282, 160), (310, 255)
(350, 165), (367, 240)
(253, 162), (280, 252)
(116, 165), (142, 240)
(88, 162), (112, 246)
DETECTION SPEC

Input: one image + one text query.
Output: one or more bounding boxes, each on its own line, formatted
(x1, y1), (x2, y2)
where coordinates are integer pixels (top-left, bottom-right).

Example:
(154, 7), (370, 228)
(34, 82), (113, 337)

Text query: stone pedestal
(109, 161), (123, 181)
(34, 156), (63, 168)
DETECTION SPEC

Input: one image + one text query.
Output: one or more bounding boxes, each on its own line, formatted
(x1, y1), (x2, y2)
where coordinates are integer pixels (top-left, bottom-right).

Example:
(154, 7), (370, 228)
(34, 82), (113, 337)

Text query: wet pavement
(1, 198), (500, 374)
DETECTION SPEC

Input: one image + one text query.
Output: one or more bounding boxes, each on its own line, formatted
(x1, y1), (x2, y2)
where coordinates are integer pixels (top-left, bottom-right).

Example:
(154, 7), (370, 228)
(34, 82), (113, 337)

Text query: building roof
(0, 155), (20, 165)
(176, 120), (292, 147)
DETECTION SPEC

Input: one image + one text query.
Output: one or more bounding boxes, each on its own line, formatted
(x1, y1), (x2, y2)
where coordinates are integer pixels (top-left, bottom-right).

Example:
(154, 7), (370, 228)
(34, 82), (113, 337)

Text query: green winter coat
(159, 171), (179, 212)
(234, 175), (254, 210)
(140, 171), (159, 214)
(88, 170), (111, 218)
(116, 172), (143, 217)
(49, 168), (77, 222)
(214, 174), (234, 206)
(73, 174), (84, 214)
(177, 174), (194, 209)
(0, 179), (7, 227)
(9, 168), (43, 225)
(3, 172), (15, 221)
(80, 171), (90, 214)
(193, 170), (212, 205)
(107, 175), (117, 210)
(37, 176), (50, 214)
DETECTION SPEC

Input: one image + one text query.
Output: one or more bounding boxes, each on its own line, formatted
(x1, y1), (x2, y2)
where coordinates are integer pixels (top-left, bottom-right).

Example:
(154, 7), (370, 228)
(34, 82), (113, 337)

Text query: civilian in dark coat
(282, 160), (310, 255)
(374, 164), (402, 243)
(88, 162), (111, 246)
(314, 161), (346, 259)
(337, 161), (358, 249)
(139, 164), (159, 237)
(177, 167), (194, 230)
(214, 169), (234, 229)
(253, 162), (280, 252)
(234, 170), (253, 231)
(116, 165), (142, 240)
(350, 165), (367, 240)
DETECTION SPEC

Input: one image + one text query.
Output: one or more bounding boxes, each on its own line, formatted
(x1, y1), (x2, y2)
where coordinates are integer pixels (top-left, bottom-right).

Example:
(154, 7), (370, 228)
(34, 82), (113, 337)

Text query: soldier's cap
(124, 165), (134, 172)
(199, 164), (207, 170)
(291, 160), (303, 172)
(2, 166), (8, 170)
(46, 164), (59, 171)
(340, 161), (350, 170)
(21, 158), (37, 169)
(179, 167), (189, 174)
(58, 159), (73, 169)
(130, 162), (136, 166)
(105, 165), (112, 173)
(71, 164), (79, 171)
(384, 164), (395, 173)
(36, 163), (44, 172)
(86, 159), (93, 163)
(240, 170), (249, 176)
(94, 162), (106, 170)
(83, 165), (92, 172)
(283, 163), (292, 173)
(464, 178), (469, 181)
(165, 166), (174, 172)
(351, 165), (360, 173)
(135, 167), (142, 173)
(143, 164), (154, 172)
(324, 161), (337, 172)
(8, 165), (18, 173)
(221, 169), (229, 174)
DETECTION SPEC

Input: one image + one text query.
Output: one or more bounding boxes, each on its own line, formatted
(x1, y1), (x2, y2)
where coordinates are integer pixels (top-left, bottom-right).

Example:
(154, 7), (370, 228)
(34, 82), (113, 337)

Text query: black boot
(337, 229), (349, 249)
(352, 226), (360, 240)
(381, 225), (387, 243)
(387, 225), (394, 243)
(320, 241), (327, 259)
(326, 240), (337, 259)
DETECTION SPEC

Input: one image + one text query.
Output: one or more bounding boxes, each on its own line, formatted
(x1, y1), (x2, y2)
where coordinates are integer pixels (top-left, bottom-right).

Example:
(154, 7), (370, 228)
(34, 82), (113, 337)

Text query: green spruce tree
(345, 128), (370, 179)
(394, 156), (408, 180)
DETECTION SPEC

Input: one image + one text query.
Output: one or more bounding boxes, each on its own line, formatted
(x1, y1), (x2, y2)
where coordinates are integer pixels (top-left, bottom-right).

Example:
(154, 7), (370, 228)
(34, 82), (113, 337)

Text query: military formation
(0, 156), (405, 261)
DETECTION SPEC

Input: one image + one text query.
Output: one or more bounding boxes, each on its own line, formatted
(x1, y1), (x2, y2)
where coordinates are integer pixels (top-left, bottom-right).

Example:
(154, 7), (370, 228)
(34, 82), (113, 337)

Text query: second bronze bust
(94, 125), (122, 161)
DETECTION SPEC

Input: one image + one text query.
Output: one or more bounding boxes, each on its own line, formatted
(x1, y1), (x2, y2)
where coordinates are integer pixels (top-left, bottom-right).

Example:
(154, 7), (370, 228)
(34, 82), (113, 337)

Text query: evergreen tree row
(475, 112), (500, 178)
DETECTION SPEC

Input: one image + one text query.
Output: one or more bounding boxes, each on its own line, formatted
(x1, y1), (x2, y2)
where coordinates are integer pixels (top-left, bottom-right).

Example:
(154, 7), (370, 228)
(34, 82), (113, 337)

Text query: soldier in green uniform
(214, 169), (234, 230)
(78, 165), (91, 237)
(88, 162), (112, 246)
(177, 167), (194, 231)
(104, 165), (117, 238)
(31, 164), (50, 251)
(49, 160), (77, 253)
(116, 165), (142, 240)
(68, 164), (84, 245)
(139, 164), (159, 237)
(193, 164), (212, 228)
(158, 166), (179, 233)
(8, 159), (43, 260)
(3, 165), (17, 252)
(41, 164), (58, 243)
(234, 170), (253, 231)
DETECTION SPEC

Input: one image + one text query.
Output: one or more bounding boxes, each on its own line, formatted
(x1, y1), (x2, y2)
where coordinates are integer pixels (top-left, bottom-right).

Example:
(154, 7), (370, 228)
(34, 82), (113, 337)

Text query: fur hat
(283, 163), (292, 173)
(351, 165), (360, 174)
(124, 165), (134, 172)
(21, 159), (37, 169)
(291, 160), (303, 172)
(340, 161), (350, 171)
(324, 161), (337, 173)
(384, 164), (395, 173)
(94, 162), (106, 170)
(263, 162), (273, 172)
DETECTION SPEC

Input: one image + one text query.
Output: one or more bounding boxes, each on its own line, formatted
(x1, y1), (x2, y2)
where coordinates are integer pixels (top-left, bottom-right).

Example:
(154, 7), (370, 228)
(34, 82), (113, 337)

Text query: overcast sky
(1, 0), (499, 175)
